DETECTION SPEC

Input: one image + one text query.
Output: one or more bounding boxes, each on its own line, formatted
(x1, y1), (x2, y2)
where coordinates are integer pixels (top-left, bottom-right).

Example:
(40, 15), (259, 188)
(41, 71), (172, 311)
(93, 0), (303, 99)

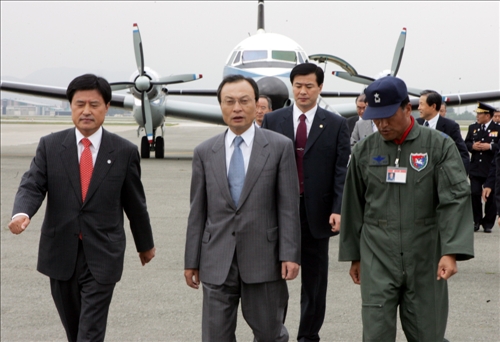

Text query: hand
(184, 269), (200, 289)
(482, 187), (492, 202)
(472, 142), (481, 151)
(139, 247), (155, 266)
(349, 260), (361, 284)
(281, 261), (300, 280)
(479, 143), (491, 151)
(8, 216), (30, 235)
(329, 213), (341, 233)
(437, 254), (457, 280)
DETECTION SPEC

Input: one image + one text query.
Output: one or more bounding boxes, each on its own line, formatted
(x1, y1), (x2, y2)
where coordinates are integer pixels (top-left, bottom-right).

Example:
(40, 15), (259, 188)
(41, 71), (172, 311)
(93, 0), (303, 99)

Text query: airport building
(1, 98), (69, 116)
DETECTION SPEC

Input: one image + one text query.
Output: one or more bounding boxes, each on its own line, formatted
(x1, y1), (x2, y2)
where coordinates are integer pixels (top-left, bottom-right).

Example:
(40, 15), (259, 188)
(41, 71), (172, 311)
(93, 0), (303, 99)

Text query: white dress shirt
(225, 124), (255, 175)
(425, 114), (440, 130)
(75, 127), (103, 165)
(293, 103), (317, 138)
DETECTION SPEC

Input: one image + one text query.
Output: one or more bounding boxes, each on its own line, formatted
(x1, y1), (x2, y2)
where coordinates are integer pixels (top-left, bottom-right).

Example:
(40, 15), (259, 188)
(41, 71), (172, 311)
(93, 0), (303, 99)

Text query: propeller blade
(110, 82), (135, 91)
(133, 23), (145, 75)
(390, 28), (406, 76)
(332, 71), (374, 86)
(141, 91), (154, 144)
(151, 74), (203, 86)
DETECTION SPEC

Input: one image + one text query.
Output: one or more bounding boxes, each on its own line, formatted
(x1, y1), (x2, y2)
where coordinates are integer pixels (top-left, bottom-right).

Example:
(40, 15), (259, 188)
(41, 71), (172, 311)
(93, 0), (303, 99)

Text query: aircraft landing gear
(141, 136), (150, 159)
(140, 135), (164, 159)
(155, 136), (164, 159)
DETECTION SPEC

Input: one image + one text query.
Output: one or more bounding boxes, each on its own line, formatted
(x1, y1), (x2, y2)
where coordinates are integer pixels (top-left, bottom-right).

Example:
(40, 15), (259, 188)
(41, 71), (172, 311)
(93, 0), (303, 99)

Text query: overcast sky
(1, 1), (499, 108)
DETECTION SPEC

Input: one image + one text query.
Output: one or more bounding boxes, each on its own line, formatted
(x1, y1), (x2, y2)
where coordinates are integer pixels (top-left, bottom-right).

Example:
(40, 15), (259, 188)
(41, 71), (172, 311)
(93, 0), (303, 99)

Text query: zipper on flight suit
(395, 144), (406, 276)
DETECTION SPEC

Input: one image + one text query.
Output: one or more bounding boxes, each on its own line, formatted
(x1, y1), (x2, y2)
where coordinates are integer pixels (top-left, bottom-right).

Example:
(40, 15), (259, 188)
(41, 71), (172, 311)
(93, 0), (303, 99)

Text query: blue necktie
(228, 136), (245, 206)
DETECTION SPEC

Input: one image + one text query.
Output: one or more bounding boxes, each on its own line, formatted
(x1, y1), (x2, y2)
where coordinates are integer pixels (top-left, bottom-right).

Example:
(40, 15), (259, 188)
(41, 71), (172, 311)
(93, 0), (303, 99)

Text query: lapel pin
(107, 160), (112, 164)
(319, 124), (324, 128)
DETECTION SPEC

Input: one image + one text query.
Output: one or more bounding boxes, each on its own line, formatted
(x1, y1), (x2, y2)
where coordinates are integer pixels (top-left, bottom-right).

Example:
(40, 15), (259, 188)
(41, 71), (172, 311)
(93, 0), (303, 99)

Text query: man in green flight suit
(339, 76), (474, 342)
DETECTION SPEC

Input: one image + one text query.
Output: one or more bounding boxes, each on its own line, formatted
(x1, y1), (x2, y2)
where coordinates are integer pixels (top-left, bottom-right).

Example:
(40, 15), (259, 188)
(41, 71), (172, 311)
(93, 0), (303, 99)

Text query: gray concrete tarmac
(1, 120), (499, 341)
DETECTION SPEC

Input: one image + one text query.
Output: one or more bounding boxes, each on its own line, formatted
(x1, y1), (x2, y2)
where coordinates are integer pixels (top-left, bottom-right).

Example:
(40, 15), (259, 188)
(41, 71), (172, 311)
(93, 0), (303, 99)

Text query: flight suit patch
(370, 155), (389, 166)
(410, 153), (428, 172)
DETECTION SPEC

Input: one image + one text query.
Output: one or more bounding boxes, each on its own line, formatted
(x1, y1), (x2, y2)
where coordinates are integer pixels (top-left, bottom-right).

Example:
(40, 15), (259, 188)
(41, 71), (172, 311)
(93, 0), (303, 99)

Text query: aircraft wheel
(155, 136), (164, 159)
(141, 136), (150, 159)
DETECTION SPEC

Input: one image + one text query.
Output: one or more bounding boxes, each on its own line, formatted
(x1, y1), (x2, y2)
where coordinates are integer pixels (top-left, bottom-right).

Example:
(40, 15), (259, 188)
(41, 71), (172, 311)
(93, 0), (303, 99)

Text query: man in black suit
(262, 63), (350, 342)
(8, 74), (156, 341)
(346, 93), (367, 136)
(417, 90), (470, 174)
(465, 102), (500, 233)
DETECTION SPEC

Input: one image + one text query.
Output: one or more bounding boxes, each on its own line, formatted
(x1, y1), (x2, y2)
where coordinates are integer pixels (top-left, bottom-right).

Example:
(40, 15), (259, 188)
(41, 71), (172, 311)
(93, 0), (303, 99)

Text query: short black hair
(216, 74), (259, 104)
(259, 95), (272, 110)
(355, 93), (367, 103)
(420, 89), (442, 111)
(290, 63), (324, 86)
(66, 74), (112, 104)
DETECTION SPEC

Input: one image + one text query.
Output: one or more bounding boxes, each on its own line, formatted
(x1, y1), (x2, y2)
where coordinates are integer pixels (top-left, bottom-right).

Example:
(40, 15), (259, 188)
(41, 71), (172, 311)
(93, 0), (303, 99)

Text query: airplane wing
(164, 99), (224, 125)
(1, 80), (134, 109)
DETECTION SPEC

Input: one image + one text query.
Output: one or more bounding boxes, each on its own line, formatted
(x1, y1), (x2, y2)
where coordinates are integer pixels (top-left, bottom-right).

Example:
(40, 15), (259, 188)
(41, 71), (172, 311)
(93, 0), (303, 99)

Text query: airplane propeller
(110, 23), (202, 144)
(330, 28), (422, 97)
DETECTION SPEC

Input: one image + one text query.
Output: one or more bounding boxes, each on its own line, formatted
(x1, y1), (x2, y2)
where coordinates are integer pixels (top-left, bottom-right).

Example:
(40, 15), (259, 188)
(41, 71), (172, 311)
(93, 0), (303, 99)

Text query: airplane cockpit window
(242, 50), (267, 63)
(233, 51), (241, 65)
(228, 51), (237, 65)
(298, 53), (304, 64)
(271, 50), (297, 63)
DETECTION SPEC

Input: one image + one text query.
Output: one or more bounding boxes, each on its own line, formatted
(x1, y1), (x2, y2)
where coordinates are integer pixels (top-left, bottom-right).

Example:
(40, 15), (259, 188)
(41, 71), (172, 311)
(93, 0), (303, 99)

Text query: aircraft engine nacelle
(132, 99), (165, 129)
(128, 67), (162, 102)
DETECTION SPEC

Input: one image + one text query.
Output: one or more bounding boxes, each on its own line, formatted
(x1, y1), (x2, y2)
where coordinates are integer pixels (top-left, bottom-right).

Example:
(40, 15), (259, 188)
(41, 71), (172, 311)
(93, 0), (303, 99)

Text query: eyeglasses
(222, 97), (253, 107)
(258, 106), (268, 111)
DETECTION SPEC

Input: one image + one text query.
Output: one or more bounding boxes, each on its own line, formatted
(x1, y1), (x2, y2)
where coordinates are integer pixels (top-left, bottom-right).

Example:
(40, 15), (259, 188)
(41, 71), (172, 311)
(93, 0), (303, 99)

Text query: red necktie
(80, 138), (93, 202)
(296, 114), (307, 194)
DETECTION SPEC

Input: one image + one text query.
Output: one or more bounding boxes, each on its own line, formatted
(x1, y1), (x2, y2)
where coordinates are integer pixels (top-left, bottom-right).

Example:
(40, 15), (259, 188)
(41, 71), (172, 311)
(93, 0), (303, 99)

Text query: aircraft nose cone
(256, 77), (289, 109)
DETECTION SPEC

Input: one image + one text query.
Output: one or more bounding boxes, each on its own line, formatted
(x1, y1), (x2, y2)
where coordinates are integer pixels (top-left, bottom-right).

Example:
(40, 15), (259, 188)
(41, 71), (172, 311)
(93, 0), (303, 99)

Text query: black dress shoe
(484, 228), (492, 233)
(474, 223), (480, 231)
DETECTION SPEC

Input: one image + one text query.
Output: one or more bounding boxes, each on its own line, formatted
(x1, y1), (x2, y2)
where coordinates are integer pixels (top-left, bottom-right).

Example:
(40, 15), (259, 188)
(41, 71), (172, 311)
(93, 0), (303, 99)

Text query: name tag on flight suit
(386, 167), (407, 183)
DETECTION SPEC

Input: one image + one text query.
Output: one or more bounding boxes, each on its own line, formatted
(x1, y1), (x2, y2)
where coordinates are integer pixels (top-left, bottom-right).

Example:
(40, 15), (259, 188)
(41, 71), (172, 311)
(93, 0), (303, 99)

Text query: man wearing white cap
(339, 76), (474, 342)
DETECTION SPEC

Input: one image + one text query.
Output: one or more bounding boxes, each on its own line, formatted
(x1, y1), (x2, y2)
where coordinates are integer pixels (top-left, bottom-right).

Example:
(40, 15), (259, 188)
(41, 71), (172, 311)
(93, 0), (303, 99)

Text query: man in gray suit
(8, 74), (155, 341)
(184, 75), (301, 342)
(351, 117), (378, 147)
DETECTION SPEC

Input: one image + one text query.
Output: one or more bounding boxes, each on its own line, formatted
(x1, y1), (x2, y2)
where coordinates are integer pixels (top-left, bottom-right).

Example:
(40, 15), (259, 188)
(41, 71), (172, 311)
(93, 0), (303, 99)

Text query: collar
(483, 119), (493, 130)
(426, 112), (440, 129)
(75, 127), (103, 149)
(293, 103), (317, 123)
(393, 116), (415, 145)
(225, 124), (255, 147)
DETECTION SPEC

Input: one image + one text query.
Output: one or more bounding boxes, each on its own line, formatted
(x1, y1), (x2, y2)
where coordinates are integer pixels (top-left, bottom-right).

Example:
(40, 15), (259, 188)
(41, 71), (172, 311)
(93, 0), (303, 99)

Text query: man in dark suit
(262, 63), (350, 342)
(465, 102), (500, 232)
(184, 75), (301, 341)
(417, 90), (470, 174)
(8, 74), (156, 341)
(346, 93), (367, 136)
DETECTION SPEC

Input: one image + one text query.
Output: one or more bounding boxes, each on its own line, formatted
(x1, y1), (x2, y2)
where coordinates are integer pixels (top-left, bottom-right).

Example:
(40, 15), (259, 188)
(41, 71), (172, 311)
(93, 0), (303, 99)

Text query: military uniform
(464, 120), (500, 230)
(339, 122), (474, 342)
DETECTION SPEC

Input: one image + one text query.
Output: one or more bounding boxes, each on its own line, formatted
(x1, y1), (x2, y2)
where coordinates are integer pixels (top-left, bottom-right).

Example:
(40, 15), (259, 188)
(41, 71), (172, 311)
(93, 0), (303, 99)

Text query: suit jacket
(346, 115), (359, 136)
(417, 116), (470, 174)
(464, 121), (500, 178)
(351, 119), (374, 147)
(184, 127), (300, 286)
(262, 106), (350, 239)
(12, 128), (154, 284)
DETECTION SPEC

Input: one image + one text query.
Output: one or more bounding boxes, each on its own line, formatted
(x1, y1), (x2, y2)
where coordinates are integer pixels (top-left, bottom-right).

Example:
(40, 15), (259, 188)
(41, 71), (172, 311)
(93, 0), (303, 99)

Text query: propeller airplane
(2, 1), (499, 159)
